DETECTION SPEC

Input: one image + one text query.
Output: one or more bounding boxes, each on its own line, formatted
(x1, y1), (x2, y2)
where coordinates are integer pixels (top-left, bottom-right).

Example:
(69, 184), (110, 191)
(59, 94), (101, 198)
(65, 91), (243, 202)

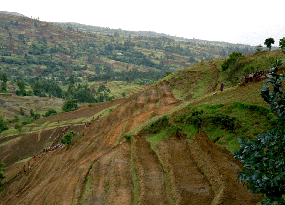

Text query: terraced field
(0, 81), (262, 204)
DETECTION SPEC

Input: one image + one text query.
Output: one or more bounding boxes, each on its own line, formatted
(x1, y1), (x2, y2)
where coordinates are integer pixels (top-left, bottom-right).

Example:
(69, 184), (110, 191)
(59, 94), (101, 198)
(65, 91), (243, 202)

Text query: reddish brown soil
(0, 82), (262, 204)
(133, 136), (169, 204)
(157, 138), (214, 204)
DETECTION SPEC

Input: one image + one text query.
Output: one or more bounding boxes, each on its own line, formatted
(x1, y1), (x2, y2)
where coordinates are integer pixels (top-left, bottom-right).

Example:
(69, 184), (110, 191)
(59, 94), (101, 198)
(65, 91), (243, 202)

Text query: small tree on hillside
(0, 115), (8, 133)
(16, 80), (26, 96)
(234, 59), (285, 204)
(279, 37), (285, 49)
(0, 162), (5, 192)
(279, 37), (285, 54)
(0, 72), (8, 92)
(264, 38), (275, 51)
(62, 99), (78, 112)
(61, 131), (77, 145)
(221, 52), (243, 71)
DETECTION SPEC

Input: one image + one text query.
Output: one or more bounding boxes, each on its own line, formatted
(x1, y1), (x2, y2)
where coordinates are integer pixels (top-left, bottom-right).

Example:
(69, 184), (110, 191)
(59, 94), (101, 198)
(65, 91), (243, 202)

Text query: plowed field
(0, 82), (262, 204)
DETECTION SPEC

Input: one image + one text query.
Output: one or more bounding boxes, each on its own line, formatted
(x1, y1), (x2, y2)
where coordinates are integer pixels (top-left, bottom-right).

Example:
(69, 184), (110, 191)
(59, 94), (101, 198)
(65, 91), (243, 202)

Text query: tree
(16, 80), (26, 96)
(279, 37), (285, 54)
(0, 72), (8, 92)
(62, 99), (78, 112)
(0, 162), (5, 192)
(30, 109), (35, 117)
(0, 115), (8, 133)
(66, 75), (76, 99)
(234, 59), (285, 204)
(96, 84), (113, 102)
(264, 38), (275, 51)
(279, 37), (285, 49)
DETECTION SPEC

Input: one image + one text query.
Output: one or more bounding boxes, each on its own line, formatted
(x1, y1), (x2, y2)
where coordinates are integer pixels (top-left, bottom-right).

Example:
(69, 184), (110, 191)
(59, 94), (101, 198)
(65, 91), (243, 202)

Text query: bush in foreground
(234, 59), (285, 204)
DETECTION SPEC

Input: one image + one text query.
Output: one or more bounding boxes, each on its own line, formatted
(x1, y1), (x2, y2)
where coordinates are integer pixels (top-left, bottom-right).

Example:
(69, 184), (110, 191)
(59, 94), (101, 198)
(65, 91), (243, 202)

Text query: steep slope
(0, 81), (263, 204)
(2, 49), (283, 204)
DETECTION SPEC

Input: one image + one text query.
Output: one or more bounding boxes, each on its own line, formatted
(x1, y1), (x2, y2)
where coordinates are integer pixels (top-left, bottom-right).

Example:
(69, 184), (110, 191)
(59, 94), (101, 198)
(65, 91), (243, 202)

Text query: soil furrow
(187, 132), (263, 204)
(157, 138), (214, 205)
(132, 136), (169, 205)
(104, 142), (133, 205)
(82, 149), (115, 204)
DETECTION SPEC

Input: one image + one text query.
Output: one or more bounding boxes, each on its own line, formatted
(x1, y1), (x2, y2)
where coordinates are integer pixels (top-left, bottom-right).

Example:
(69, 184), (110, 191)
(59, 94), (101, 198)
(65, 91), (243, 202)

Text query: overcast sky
(2, 0), (285, 46)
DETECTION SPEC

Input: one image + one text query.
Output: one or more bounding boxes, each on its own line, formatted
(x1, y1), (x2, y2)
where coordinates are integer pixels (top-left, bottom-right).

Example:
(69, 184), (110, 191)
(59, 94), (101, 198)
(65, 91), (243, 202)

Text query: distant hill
(54, 22), (253, 47)
(0, 11), (26, 17)
(0, 12), (257, 88)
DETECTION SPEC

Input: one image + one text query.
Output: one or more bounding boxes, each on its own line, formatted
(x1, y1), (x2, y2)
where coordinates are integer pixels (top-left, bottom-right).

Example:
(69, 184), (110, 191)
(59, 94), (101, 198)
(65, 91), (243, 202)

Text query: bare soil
(0, 82), (262, 205)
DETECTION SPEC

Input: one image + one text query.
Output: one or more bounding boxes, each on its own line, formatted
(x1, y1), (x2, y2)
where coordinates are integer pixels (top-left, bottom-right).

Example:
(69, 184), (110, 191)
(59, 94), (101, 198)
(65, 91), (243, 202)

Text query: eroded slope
(0, 82), (261, 204)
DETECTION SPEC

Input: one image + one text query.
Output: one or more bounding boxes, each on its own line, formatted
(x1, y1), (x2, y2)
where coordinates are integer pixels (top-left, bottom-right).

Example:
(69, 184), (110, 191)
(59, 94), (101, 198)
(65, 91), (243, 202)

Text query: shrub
(61, 131), (77, 145)
(140, 116), (171, 135)
(21, 115), (34, 126)
(0, 115), (8, 133)
(33, 114), (41, 120)
(20, 107), (25, 116)
(62, 99), (78, 112)
(15, 123), (21, 130)
(184, 110), (204, 129)
(0, 162), (5, 192)
(221, 52), (243, 71)
(42, 109), (57, 117)
(123, 134), (132, 141)
(209, 114), (236, 131)
(140, 115), (182, 138)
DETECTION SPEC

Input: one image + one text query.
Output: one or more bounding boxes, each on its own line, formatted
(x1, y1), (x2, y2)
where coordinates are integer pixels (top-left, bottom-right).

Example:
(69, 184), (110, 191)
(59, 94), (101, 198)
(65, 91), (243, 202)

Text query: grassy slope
(132, 49), (284, 153)
(1, 49), (284, 157)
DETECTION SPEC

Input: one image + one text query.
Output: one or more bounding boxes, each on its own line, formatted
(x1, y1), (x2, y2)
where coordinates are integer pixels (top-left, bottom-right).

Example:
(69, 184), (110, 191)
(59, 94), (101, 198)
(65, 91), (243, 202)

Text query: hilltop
(0, 47), (284, 204)
(0, 11), (26, 17)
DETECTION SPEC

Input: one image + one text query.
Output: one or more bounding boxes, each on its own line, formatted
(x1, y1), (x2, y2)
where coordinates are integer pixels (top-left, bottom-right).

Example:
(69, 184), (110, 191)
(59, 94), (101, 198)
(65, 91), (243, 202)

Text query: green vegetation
(0, 162), (5, 192)
(139, 115), (181, 137)
(0, 13), (256, 105)
(61, 131), (77, 144)
(62, 99), (78, 112)
(221, 52), (243, 71)
(140, 116), (177, 204)
(0, 115), (8, 133)
(123, 133), (132, 141)
(42, 109), (57, 117)
(264, 37), (275, 51)
(0, 72), (8, 92)
(234, 60), (285, 204)
(173, 102), (275, 152)
(130, 138), (139, 204)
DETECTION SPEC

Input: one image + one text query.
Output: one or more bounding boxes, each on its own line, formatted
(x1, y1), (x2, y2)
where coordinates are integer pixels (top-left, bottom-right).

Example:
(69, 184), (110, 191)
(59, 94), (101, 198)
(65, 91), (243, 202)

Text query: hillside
(0, 12), (259, 131)
(0, 13), (256, 85)
(1, 49), (284, 204)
